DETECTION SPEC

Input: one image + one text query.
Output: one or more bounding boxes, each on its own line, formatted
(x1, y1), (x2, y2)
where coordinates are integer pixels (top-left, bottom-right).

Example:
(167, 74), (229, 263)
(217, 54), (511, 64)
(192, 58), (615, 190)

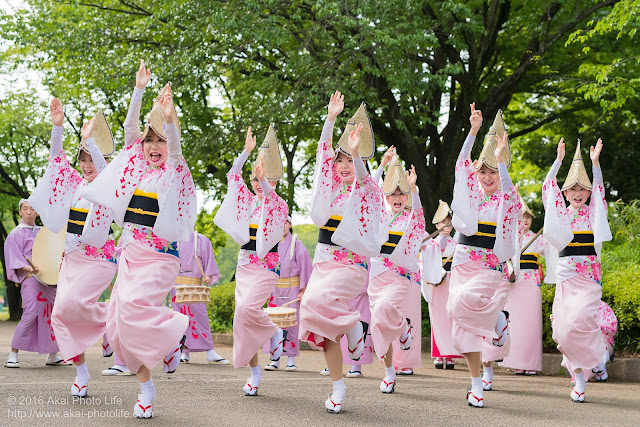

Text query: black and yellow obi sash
(123, 189), (159, 227)
(68, 207), (114, 236)
(318, 215), (342, 246)
(559, 231), (596, 257)
(457, 222), (496, 249)
(67, 207), (89, 235)
(240, 224), (279, 253)
(442, 256), (452, 272)
(380, 231), (403, 255)
(520, 253), (541, 270)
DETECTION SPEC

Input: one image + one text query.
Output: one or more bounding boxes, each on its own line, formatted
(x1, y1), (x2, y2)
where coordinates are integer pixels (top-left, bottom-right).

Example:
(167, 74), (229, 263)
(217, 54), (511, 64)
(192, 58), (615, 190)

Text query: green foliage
(207, 281), (236, 333)
(291, 224), (318, 260)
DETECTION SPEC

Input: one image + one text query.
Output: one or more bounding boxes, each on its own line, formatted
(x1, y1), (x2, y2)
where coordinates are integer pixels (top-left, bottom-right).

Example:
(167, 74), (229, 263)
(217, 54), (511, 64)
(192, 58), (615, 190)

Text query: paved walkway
(1, 320), (639, 426)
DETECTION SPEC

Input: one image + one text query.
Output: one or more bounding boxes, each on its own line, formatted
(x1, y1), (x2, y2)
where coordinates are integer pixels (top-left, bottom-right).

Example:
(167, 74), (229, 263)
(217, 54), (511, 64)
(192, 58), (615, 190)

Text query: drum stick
(194, 256), (206, 280)
(421, 221), (451, 244)
(441, 253), (454, 266)
(520, 227), (544, 255)
(25, 257), (36, 269)
(281, 298), (301, 307)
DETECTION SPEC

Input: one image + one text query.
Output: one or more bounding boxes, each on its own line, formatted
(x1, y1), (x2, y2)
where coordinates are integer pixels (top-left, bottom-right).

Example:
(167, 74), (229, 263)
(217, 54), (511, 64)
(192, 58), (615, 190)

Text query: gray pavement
(1, 320), (639, 426)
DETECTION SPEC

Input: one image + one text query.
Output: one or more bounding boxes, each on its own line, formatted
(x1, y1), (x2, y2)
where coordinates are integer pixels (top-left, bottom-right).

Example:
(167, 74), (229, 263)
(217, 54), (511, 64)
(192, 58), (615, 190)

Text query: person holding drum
(81, 60), (197, 418)
(366, 151), (425, 394)
(422, 201), (462, 370)
(170, 231), (230, 365)
(4, 199), (68, 368)
(263, 216), (312, 371)
(213, 124), (288, 396)
(27, 98), (118, 397)
(299, 92), (385, 414)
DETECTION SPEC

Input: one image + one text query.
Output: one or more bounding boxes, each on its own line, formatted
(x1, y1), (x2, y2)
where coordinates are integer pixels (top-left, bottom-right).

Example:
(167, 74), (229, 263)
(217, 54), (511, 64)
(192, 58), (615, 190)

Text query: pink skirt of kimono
(368, 270), (411, 361)
(429, 273), (461, 358)
(481, 275), (512, 362)
(51, 250), (117, 360)
(552, 274), (607, 371)
(299, 260), (367, 348)
(232, 263), (279, 368)
(106, 241), (187, 373)
(340, 278), (374, 365)
(446, 261), (504, 354)
(392, 277), (422, 368)
(499, 273), (543, 371)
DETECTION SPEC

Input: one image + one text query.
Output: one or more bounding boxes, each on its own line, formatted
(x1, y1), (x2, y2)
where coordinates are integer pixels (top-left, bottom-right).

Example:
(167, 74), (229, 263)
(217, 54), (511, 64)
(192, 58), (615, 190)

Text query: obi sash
(123, 189), (159, 227)
(458, 221), (496, 249)
(559, 231), (596, 257)
(520, 253), (541, 270)
(318, 215), (342, 246)
(380, 231), (403, 255)
(241, 224), (279, 253)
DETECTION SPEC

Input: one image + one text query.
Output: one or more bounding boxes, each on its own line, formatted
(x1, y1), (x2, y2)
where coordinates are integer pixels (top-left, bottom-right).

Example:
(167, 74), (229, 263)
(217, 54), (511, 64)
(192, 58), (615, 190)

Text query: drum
(264, 307), (297, 328)
(31, 225), (66, 286)
(174, 281), (210, 304)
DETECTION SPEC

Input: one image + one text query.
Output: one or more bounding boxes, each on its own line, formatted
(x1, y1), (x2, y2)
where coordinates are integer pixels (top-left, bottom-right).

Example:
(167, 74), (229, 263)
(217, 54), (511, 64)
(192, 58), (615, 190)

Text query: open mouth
(393, 202), (403, 208)
(340, 170), (351, 177)
(573, 197), (583, 204)
(83, 169), (95, 177)
(483, 180), (495, 187)
(150, 152), (162, 162)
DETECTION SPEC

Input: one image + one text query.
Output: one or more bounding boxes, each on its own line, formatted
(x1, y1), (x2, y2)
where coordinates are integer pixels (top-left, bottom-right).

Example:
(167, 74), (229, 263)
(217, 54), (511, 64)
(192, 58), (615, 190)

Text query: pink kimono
(298, 118), (385, 349)
(423, 235), (461, 359)
(4, 222), (59, 354)
(81, 87), (197, 372)
(262, 232), (313, 357)
(29, 125), (117, 361)
(213, 149), (288, 368)
(446, 133), (520, 355)
(170, 232), (221, 352)
(543, 160), (611, 370)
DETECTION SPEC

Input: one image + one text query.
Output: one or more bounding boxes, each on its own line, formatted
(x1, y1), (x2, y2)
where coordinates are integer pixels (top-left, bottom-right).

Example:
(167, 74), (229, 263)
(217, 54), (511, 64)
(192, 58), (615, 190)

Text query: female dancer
(82, 60), (197, 418)
(447, 105), (520, 407)
(214, 125), (288, 395)
(299, 91), (384, 413)
(29, 99), (117, 397)
(543, 138), (611, 402)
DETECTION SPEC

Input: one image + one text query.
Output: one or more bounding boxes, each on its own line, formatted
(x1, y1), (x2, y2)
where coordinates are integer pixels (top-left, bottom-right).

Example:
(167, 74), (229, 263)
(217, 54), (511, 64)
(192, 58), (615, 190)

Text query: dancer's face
(563, 184), (591, 210)
(386, 188), (408, 213)
(78, 150), (98, 182)
(477, 164), (499, 195)
(19, 201), (38, 226)
(436, 219), (452, 237)
(522, 213), (533, 232)
(251, 178), (277, 201)
(142, 128), (168, 166)
(335, 152), (354, 185)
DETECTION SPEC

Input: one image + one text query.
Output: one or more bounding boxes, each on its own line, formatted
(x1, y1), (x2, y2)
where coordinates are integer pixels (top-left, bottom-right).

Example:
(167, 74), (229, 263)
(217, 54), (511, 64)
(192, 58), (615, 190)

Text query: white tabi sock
(206, 349), (223, 361)
(351, 364), (362, 373)
(384, 366), (396, 383)
(7, 351), (18, 363)
(482, 366), (494, 383)
(250, 365), (262, 386)
(287, 356), (295, 366)
(471, 376), (483, 396)
(76, 362), (89, 385)
(332, 379), (346, 402)
(574, 371), (586, 393)
(139, 379), (156, 404)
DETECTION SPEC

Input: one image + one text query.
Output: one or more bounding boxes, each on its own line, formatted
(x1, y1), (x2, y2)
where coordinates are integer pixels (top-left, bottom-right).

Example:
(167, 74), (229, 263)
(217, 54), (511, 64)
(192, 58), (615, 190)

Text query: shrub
(207, 281), (236, 333)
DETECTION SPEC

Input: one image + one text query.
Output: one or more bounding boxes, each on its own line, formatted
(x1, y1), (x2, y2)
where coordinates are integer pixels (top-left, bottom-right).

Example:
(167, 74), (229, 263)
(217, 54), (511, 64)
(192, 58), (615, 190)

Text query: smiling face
(522, 213), (533, 232)
(78, 150), (99, 182)
(386, 188), (409, 213)
(19, 201), (38, 226)
(250, 178), (277, 201)
(142, 128), (168, 166)
(335, 152), (354, 185)
(476, 164), (500, 195)
(563, 184), (591, 209)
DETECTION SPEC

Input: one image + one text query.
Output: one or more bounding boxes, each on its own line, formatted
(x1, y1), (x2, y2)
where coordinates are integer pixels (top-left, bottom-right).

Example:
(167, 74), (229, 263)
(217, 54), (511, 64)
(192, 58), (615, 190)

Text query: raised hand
(590, 138), (603, 167)
(469, 102), (483, 135)
(244, 126), (257, 153)
(254, 154), (266, 181)
(348, 123), (363, 158)
(50, 98), (64, 127)
(495, 132), (509, 164)
(407, 164), (418, 193)
(382, 146), (396, 167)
(136, 59), (151, 89)
(556, 138), (565, 163)
(81, 117), (96, 140)
(158, 84), (175, 123)
(327, 90), (345, 121)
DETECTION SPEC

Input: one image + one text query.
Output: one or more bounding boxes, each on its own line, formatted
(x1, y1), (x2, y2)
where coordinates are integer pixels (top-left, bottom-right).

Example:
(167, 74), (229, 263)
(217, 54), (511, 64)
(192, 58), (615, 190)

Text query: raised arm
(590, 138), (603, 187)
(157, 84), (183, 167)
(231, 127), (255, 174)
(459, 102), (482, 160)
(124, 60), (151, 147)
(80, 118), (108, 174)
(349, 123), (369, 180)
(49, 98), (64, 156)
(495, 132), (513, 191)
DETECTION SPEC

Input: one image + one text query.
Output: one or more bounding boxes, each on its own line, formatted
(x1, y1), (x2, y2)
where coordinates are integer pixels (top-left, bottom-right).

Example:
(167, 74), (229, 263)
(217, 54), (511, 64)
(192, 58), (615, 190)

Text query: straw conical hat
(251, 124), (283, 181)
(475, 110), (511, 170)
(78, 111), (115, 158)
(432, 200), (452, 224)
(383, 156), (410, 195)
(520, 196), (534, 217)
(140, 82), (181, 142)
(561, 140), (592, 191)
(337, 103), (375, 160)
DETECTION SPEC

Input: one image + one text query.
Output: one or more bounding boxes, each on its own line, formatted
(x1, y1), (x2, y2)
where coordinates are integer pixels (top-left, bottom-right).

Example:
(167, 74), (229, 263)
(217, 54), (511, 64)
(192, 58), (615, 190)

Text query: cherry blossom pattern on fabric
(596, 301), (618, 349)
(330, 247), (368, 269)
(381, 256), (421, 282)
(130, 223), (178, 257)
